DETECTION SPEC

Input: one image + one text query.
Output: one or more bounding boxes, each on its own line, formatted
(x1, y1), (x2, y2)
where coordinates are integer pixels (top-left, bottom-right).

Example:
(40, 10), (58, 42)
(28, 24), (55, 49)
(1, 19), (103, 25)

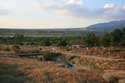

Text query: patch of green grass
(0, 63), (34, 83)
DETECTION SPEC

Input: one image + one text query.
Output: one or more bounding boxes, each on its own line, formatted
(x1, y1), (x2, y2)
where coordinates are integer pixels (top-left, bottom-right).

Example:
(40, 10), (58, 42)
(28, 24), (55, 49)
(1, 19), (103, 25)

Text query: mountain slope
(86, 20), (125, 32)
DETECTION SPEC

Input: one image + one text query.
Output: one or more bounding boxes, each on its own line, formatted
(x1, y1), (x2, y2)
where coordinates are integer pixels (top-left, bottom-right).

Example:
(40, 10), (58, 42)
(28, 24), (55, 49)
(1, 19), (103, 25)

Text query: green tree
(56, 39), (68, 47)
(120, 28), (125, 46)
(110, 29), (122, 46)
(101, 33), (112, 47)
(41, 40), (51, 46)
(85, 32), (99, 47)
(13, 34), (25, 45)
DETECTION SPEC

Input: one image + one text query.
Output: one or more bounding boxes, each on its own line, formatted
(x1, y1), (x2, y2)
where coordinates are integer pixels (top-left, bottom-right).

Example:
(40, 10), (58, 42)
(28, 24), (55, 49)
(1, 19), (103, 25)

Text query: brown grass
(0, 57), (106, 83)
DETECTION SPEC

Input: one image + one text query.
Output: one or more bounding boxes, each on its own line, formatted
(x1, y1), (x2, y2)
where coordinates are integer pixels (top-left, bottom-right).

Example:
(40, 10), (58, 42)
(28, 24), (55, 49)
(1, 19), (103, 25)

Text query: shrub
(0, 45), (3, 50)
(107, 76), (118, 83)
(12, 45), (21, 52)
(42, 51), (62, 61)
(69, 55), (80, 61)
(4, 47), (11, 51)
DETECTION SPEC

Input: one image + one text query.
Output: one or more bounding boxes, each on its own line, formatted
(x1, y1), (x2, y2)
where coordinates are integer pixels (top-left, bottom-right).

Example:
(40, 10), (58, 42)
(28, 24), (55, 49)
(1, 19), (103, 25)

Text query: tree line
(84, 28), (125, 47)
(0, 28), (125, 47)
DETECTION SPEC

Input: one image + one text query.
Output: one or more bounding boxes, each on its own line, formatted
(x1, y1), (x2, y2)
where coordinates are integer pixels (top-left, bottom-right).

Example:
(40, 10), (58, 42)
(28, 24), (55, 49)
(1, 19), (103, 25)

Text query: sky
(0, 0), (125, 29)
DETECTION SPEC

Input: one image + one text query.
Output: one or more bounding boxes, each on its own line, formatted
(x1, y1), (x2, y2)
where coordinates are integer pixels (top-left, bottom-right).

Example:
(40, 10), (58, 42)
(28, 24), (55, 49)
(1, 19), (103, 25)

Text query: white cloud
(0, 0), (125, 28)
(65, 0), (82, 5)
(104, 3), (115, 9)
(0, 0), (45, 16)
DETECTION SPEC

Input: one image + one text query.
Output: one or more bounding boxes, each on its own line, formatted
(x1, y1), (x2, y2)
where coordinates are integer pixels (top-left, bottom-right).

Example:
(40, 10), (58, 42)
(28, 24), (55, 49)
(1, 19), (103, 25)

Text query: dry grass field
(0, 57), (106, 83)
(0, 45), (125, 83)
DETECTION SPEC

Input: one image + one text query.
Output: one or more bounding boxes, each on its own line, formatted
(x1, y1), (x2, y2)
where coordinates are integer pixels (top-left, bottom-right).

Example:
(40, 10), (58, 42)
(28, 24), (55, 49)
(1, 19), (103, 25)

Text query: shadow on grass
(0, 63), (34, 83)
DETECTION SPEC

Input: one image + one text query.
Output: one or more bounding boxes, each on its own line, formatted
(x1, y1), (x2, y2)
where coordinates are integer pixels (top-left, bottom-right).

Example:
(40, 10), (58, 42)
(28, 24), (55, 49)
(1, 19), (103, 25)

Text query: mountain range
(86, 20), (125, 32)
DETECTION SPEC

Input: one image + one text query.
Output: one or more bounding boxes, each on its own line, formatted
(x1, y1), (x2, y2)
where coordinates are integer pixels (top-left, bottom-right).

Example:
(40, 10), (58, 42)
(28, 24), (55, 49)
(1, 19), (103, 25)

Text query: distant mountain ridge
(86, 20), (125, 32)
(0, 20), (125, 36)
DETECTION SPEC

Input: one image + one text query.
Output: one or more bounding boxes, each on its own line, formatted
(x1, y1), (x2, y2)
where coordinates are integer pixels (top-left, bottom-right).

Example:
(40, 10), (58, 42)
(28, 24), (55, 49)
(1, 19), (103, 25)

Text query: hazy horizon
(0, 0), (125, 29)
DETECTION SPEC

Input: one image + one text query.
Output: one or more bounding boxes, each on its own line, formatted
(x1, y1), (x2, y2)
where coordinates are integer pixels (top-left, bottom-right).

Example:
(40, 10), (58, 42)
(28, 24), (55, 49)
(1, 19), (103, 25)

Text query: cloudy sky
(0, 0), (125, 29)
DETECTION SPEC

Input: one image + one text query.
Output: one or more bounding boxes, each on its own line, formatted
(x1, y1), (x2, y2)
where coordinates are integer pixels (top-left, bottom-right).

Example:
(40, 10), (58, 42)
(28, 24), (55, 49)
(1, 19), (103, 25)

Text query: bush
(107, 76), (118, 83)
(4, 47), (11, 51)
(41, 51), (62, 61)
(69, 55), (80, 61)
(12, 45), (20, 52)
(0, 45), (3, 50)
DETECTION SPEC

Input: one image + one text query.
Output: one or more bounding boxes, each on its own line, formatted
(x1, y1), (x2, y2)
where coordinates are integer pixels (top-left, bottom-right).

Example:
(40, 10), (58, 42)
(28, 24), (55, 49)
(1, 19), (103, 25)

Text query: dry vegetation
(0, 45), (125, 83)
(59, 47), (125, 59)
(0, 57), (106, 83)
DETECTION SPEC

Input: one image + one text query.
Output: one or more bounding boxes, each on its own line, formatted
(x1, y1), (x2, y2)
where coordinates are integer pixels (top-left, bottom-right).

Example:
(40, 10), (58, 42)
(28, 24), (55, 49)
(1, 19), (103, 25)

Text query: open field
(0, 27), (125, 83)
(0, 0), (125, 82)
(0, 45), (125, 83)
(0, 57), (106, 83)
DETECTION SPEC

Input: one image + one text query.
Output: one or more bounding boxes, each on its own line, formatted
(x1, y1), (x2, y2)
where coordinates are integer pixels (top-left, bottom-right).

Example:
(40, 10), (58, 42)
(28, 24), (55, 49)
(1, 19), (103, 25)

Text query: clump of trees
(84, 32), (100, 47)
(102, 28), (125, 47)
(84, 28), (125, 47)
